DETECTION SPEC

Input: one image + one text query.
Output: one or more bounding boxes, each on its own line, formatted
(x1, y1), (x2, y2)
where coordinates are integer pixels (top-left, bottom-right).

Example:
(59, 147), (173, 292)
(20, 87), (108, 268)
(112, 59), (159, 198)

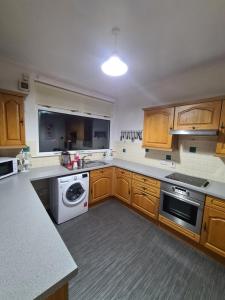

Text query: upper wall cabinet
(216, 100), (225, 156)
(0, 91), (25, 147)
(174, 100), (222, 130)
(143, 107), (175, 150)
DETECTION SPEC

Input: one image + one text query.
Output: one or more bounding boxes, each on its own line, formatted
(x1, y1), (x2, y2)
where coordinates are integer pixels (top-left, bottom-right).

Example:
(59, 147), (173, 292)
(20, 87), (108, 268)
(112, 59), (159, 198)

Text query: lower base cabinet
(131, 173), (160, 219)
(45, 283), (68, 300)
(114, 168), (132, 204)
(201, 196), (225, 258)
(89, 168), (113, 204)
(132, 187), (159, 219)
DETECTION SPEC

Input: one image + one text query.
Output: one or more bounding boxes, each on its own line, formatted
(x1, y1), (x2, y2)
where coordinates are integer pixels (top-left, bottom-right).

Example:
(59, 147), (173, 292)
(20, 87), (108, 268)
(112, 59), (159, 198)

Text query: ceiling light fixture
(101, 27), (128, 77)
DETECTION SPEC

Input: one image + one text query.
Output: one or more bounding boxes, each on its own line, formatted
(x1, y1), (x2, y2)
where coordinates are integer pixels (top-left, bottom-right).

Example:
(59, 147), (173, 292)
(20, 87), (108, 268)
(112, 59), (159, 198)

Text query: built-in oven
(160, 182), (205, 234)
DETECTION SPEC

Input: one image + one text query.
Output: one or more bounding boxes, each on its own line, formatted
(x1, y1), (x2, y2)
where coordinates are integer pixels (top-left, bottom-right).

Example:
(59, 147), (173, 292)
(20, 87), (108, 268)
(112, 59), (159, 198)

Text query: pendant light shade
(101, 55), (128, 77)
(101, 28), (128, 77)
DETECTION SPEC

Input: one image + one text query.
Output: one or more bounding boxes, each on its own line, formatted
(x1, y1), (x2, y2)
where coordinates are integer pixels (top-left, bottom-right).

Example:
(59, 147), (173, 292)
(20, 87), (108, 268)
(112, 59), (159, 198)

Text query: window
(38, 109), (110, 152)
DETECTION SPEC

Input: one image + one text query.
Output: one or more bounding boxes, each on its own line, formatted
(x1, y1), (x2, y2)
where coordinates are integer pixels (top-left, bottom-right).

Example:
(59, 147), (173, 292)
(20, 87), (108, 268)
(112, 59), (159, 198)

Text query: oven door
(160, 190), (203, 234)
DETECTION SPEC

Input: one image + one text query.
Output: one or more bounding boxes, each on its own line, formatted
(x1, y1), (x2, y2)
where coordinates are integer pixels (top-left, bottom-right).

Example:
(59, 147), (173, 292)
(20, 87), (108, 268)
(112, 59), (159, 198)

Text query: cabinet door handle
(128, 189), (130, 195)
(192, 126), (196, 130)
(221, 122), (224, 130)
(91, 189), (93, 195)
(20, 120), (24, 125)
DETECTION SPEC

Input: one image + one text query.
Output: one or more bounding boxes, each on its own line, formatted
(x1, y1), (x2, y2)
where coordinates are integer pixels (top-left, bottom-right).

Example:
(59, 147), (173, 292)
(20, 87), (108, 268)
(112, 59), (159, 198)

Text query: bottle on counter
(103, 149), (113, 161)
(16, 146), (32, 172)
(75, 153), (81, 169)
(23, 146), (32, 171)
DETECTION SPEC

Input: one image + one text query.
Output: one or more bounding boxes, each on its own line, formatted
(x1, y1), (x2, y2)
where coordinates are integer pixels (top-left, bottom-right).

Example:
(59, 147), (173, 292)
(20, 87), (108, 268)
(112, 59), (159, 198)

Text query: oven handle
(161, 190), (201, 207)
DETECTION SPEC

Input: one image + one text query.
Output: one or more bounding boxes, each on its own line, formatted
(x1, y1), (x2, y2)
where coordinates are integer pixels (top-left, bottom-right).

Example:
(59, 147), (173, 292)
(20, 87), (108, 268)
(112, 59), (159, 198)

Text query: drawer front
(133, 173), (160, 188)
(115, 167), (132, 178)
(132, 180), (160, 198)
(206, 196), (225, 211)
(90, 167), (113, 178)
(132, 187), (159, 219)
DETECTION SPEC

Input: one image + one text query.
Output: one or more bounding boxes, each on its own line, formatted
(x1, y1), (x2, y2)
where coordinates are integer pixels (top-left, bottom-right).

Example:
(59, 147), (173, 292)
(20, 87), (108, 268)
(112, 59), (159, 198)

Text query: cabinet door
(90, 176), (112, 203)
(114, 176), (131, 204)
(216, 100), (225, 155)
(132, 187), (159, 219)
(143, 107), (174, 149)
(201, 206), (225, 258)
(0, 93), (25, 146)
(174, 100), (221, 130)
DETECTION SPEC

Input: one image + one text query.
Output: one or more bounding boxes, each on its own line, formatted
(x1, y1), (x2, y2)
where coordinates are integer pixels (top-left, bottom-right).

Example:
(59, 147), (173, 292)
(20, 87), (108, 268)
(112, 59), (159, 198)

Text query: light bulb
(101, 55), (128, 77)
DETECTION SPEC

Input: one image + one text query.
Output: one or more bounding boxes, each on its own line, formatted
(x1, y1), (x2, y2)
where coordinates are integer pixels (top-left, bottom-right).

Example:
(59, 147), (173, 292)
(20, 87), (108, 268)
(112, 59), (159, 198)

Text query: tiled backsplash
(30, 152), (105, 168)
(114, 136), (225, 183)
(0, 148), (107, 168)
(1, 137), (225, 183)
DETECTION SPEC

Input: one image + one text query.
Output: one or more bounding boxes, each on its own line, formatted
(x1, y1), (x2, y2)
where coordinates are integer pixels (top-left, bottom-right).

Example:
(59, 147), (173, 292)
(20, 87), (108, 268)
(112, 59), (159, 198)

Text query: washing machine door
(62, 181), (87, 207)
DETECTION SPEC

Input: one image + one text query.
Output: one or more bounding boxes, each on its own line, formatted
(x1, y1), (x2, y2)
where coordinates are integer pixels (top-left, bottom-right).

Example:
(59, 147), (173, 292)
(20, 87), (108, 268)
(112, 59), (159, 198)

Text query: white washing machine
(50, 172), (89, 224)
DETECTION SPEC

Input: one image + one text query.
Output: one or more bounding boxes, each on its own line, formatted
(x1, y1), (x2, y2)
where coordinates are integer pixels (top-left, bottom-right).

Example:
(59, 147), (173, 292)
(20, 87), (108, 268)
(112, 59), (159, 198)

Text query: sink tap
(81, 154), (92, 168)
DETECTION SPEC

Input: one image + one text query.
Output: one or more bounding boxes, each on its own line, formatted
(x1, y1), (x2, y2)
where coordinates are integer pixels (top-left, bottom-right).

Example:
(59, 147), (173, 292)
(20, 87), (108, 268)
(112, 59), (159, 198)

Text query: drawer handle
(142, 187), (146, 190)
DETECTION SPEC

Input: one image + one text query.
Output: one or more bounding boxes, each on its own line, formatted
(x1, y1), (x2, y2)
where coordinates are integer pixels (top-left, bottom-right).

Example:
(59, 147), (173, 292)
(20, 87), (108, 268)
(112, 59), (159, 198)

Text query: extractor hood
(169, 129), (218, 136)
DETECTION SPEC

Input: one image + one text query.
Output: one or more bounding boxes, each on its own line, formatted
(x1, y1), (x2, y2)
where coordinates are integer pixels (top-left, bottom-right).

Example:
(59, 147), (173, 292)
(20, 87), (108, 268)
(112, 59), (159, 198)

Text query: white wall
(0, 59), (115, 167)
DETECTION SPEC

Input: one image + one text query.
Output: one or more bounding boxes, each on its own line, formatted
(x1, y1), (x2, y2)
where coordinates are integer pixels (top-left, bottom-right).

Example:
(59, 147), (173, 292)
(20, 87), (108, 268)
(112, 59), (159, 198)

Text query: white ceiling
(1, 0), (225, 106)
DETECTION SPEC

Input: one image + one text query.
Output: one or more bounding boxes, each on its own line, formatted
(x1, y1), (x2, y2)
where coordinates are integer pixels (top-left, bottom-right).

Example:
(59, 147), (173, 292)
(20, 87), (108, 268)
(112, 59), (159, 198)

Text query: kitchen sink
(82, 160), (109, 168)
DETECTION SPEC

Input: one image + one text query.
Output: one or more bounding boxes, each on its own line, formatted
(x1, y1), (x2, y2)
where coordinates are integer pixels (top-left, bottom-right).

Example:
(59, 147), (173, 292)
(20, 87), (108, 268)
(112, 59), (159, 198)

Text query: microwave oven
(0, 157), (18, 180)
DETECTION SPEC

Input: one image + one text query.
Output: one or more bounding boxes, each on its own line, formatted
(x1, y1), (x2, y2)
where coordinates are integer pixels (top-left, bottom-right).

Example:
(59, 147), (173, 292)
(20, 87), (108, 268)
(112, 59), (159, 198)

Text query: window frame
(36, 105), (111, 157)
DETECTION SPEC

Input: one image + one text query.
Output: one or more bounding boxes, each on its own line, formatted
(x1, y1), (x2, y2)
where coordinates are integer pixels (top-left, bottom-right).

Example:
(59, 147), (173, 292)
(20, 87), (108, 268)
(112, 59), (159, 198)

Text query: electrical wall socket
(160, 160), (176, 168)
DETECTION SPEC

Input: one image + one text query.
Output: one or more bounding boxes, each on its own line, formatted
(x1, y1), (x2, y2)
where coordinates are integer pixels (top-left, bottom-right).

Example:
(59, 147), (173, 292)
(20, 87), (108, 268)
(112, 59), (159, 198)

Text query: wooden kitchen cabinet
(132, 173), (160, 219)
(0, 91), (25, 147)
(201, 196), (225, 258)
(174, 100), (222, 130)
(114, 168), (132, 204)
(142, 107), (175, 150)
(45, 283), (68, 300)
(132, 187), (159, 219)
(89, 167), (113, 204)
(216, 100), (225, 156)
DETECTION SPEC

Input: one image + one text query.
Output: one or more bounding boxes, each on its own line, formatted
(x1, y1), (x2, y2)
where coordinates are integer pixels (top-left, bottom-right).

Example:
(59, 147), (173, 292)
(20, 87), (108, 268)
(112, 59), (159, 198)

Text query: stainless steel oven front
(160, 182), (205, 234)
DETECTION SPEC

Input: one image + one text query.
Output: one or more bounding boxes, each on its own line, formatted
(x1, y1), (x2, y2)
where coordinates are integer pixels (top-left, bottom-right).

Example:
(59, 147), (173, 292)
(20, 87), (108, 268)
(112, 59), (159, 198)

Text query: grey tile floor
(57, 199), (225, 300)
